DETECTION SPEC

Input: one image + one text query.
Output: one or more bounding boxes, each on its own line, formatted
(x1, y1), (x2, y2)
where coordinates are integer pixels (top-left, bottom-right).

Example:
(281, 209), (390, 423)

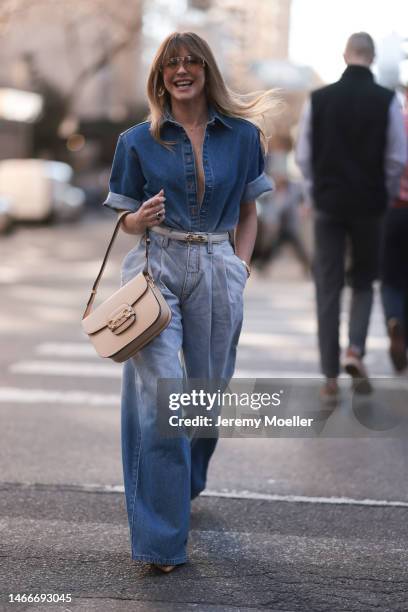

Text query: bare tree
(0, 0), (143, 114)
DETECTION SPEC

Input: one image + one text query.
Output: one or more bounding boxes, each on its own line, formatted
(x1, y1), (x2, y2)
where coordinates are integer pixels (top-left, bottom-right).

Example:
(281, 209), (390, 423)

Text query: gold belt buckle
(185, 233), (207, 243)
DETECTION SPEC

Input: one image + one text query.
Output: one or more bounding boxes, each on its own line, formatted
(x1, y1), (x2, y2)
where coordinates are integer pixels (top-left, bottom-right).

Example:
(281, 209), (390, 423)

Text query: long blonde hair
(146, 31), (280, 151)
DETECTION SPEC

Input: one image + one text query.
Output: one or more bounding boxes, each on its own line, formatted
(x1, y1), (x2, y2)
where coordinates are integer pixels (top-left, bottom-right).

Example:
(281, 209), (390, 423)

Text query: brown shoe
(342, 347), (372, 394)
(319, 378), (339, 405)
(388, 318), (408, 372)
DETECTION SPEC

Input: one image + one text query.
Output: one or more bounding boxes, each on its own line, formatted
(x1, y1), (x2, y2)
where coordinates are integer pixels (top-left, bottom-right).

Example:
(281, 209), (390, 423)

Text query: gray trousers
(313, 211), (383, 378)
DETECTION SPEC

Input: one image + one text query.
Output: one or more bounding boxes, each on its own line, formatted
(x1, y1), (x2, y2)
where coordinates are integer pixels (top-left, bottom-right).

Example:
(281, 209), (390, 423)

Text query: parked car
(0, 159), (85, 225)
(0, 196), (12, 234)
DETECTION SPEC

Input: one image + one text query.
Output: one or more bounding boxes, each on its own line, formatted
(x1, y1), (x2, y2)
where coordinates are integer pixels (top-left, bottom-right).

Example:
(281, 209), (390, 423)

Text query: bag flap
(82, 272), (149, 335)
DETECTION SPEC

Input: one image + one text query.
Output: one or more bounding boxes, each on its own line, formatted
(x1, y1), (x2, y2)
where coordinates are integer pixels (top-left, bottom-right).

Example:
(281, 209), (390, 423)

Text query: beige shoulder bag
(81, 211), (172, 362)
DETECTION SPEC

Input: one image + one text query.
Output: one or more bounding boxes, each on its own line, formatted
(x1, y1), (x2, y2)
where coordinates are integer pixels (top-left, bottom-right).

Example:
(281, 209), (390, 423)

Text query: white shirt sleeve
(384, 95), (408, 203)
(295, 98), (313, 206)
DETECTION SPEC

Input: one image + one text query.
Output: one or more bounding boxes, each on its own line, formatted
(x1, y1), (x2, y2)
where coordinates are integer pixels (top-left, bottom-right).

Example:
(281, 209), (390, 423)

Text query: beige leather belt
(150, 224), (230, 243)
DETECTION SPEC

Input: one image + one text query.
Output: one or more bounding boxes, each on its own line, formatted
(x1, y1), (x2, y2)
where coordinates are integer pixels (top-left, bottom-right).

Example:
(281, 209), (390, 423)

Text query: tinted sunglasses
(161, 55), (206, 71)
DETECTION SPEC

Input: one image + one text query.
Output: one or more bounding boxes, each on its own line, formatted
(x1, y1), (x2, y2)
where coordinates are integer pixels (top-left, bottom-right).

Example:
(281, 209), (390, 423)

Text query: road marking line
(0, 387), (119, 406)
(235, 370), (408, 388)
(9, 360), (121, 378)
(8, 285), (118, 304)
(240, 332), (388, 350)
(36, 342), (96, 357)
(7, 360), (407, 388)
(235, 369), (320, 378)
(3, 482), (408, 508)
(33, 336), (319, 359)
(34, 331), (389, 356)
(10, 360), (320, 380)
(36, 341), (318, 361)
(203, 489), (408, 508)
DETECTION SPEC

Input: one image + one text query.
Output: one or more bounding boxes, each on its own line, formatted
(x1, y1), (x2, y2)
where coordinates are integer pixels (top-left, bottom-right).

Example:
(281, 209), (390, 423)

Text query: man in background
(296, 32), (407, 403)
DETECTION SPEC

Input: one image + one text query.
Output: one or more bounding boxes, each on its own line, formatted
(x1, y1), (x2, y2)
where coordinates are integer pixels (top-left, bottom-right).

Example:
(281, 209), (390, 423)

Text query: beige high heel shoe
(152, 564), (176, 573)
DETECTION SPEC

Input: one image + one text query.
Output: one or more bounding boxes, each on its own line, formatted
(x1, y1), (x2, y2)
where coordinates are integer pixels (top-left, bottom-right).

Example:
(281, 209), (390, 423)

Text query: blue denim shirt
(103, 105), (273, 232)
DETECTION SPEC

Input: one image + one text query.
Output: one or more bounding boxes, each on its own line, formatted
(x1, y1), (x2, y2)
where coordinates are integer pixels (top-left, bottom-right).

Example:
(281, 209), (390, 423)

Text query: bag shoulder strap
(82, 210), (143, 320)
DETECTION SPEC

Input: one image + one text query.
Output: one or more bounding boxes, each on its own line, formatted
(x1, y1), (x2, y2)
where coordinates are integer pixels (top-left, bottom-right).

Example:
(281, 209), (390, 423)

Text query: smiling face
(161, 45), (206, 105)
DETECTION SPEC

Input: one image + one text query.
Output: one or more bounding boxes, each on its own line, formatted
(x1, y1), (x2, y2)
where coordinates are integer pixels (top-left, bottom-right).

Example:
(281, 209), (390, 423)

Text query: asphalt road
(0, 213), (407, 611)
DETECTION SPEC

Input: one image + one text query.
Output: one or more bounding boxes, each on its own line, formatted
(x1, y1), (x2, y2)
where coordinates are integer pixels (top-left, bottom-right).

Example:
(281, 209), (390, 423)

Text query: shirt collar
(341, 65), (374, 82)
(161, 103), (232, 129)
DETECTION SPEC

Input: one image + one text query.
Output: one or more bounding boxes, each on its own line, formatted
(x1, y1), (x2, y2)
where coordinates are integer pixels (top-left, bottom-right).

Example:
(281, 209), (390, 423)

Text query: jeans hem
(131, 553), (187, 565)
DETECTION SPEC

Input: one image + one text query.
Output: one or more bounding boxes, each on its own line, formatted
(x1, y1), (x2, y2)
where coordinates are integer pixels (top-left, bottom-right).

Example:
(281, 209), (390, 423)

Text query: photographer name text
(168, 415), (314, 428)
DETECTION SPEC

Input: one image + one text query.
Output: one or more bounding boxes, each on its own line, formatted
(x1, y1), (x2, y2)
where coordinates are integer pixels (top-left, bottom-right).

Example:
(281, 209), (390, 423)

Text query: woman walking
(103, 31), (277, 572)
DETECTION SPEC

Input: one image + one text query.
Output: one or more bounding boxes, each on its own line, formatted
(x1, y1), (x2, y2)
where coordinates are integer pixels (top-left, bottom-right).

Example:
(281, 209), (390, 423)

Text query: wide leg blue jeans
(119, 231), (246, 565)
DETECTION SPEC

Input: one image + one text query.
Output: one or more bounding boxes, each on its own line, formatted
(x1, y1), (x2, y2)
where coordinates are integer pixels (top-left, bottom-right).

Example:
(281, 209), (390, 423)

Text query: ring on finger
(156, 211), (161, 220)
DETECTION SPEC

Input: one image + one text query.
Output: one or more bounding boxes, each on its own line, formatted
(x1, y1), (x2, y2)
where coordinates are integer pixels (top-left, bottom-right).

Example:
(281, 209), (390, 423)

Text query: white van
(0, 159), (85, 223)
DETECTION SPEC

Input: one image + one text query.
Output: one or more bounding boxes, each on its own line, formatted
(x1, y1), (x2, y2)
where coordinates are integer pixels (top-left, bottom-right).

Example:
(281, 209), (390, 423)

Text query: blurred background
(0, 0), (406, 232)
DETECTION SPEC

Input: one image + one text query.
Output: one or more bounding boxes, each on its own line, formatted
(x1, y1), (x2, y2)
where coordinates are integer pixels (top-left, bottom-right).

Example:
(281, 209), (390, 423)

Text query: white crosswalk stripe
(8, 359), (315, 380)
(9, 360), (121, 378)
(36, 342), (96, 357)
(0, 387), (119, 406)
(34, 332), (389, 358)
(13, 482), (408, 509)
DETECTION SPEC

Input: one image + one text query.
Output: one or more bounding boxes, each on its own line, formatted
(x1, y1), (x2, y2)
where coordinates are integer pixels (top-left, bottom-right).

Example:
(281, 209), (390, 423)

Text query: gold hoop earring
(158, 87), (165, 97)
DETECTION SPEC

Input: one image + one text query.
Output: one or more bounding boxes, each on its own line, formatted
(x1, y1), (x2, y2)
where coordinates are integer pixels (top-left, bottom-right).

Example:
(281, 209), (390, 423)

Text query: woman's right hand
(121, 189), (166, 234)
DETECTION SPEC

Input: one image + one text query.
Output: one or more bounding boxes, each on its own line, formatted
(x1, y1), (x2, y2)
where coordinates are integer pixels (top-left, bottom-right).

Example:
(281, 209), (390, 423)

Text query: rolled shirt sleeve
(241, 128), (274, 203)
(103, 133), (145, 213)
